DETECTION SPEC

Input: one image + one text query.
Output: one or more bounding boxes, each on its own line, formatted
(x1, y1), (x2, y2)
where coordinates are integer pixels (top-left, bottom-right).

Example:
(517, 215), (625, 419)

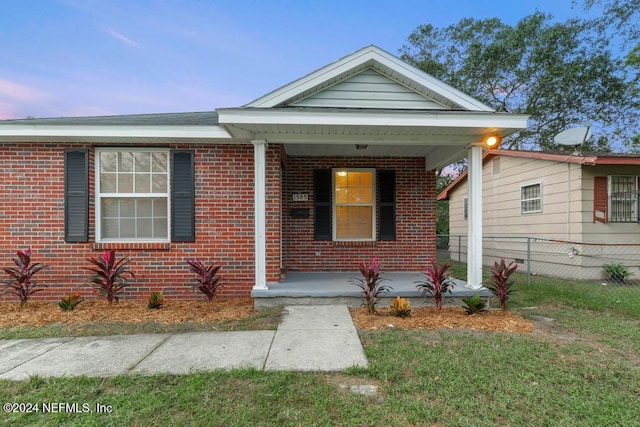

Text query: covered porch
(252, 271), (492, 309)
(216, 46), (529, 302)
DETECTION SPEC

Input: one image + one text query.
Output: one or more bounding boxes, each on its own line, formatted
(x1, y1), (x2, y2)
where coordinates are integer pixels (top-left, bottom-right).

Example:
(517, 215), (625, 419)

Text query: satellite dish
(554, 126), (592, 146)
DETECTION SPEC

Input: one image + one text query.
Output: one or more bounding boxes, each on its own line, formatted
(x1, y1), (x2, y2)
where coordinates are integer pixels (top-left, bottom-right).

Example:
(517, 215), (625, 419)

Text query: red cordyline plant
(2, 248), (48, 306)
(350, 257), (392, 315)
(186, 258), (222, 301)
(484, 258), (517, 311)
(416, 262), (455, 310)
(85, 249), (135, 304)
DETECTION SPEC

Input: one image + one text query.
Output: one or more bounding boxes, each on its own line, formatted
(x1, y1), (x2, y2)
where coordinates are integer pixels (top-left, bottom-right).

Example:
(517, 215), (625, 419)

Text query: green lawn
(2, 268), (640, 426)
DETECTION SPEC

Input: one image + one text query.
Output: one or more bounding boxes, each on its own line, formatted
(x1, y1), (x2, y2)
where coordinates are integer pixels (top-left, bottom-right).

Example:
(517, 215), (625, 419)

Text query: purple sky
(0, 0), (594, 119)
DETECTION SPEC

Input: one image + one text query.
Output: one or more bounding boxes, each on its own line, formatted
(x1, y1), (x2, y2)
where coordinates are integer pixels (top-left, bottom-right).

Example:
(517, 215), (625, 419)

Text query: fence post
(527, 237), (531, 285)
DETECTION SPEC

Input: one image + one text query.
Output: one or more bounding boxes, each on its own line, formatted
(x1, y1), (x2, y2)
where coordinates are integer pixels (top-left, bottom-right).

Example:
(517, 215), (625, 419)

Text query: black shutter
(171, 150), (196, 242)
(378, 170), (396, 241)
(64, 149), (89, 242)
(314, 169), (332, 240)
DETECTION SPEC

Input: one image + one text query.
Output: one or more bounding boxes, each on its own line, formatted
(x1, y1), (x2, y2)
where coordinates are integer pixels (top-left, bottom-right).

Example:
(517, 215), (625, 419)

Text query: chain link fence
(437, 234), (640, 292)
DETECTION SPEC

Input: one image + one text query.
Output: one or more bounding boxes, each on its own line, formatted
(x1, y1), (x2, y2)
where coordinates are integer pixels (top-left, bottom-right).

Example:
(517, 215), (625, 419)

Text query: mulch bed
(351, 307), (535, 333)
(0, 298), (254, 328)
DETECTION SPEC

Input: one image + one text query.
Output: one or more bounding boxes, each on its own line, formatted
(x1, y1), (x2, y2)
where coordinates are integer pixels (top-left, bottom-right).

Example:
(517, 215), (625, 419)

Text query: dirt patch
(0, 298), (254, 328)
(351, 307), (535, 333)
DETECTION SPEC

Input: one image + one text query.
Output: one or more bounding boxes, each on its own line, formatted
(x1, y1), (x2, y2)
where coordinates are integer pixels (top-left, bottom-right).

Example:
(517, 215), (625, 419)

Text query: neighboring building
(438, 149), (640, 280)
(0, 46), (527, 301)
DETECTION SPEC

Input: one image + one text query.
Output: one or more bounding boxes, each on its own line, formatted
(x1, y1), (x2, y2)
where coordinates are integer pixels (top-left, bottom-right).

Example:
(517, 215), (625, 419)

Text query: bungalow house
(0, 45), (527, 301)
(437, 149), (640, 281)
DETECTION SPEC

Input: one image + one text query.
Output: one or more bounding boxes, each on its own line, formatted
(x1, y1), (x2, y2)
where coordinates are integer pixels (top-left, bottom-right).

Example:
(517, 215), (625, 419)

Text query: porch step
(252, 272), (491, 309)
(252, 288), (492, 309)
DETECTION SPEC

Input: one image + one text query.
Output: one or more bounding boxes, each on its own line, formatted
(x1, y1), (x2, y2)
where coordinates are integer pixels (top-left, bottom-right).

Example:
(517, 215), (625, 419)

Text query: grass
(2, 267), (640, 426)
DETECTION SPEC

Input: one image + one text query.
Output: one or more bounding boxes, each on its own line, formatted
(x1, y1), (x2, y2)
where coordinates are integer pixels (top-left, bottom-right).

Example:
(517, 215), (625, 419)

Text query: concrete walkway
(0, 306), (367, 381)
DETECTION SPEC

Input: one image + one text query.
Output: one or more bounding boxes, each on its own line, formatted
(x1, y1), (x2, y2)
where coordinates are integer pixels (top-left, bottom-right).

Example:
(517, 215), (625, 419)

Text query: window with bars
(609, 175), (638, 222)
(96, 149), (170, 241)
(521, 183), (542, 214)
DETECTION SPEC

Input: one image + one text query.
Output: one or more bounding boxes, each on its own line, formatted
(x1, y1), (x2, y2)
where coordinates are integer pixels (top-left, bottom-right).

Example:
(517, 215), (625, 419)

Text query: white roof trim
(246, 45), (494, 112)
(0, 125), (232, 141)
(218, 108), (526, 129)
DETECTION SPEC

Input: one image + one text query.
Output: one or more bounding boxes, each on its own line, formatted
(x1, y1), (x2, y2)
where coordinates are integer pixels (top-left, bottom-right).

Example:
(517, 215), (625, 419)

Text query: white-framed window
(333, 168), (376, 241)
(521, 183), (542, 214)
(95, 148), (170, 242)
(609, 175), (638, 222)
(463, 197), (468, 220)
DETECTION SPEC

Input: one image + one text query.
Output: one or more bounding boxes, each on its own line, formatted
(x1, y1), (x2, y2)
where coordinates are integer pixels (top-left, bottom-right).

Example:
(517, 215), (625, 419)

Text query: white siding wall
(291, 69), (448, 109)
(447, 156), (640, 280)
(449, 155), (582, 239)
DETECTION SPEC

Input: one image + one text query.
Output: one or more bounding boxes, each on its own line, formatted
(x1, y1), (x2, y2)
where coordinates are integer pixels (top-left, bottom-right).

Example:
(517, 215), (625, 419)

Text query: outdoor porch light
(484, 134), (501, 149)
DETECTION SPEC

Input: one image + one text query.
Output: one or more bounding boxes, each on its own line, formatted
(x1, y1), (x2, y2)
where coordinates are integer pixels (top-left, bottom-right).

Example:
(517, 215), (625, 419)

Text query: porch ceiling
(217, 107), (529, 169)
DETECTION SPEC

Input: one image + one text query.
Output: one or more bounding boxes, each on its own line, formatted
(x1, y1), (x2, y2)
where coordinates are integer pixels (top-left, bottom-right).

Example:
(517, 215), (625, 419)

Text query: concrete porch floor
(252, 272), (492, 309)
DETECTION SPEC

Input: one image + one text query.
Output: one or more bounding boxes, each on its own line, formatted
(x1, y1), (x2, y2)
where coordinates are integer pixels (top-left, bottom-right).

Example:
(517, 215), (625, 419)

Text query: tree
(579, 0), (639, 68)
(400, 12), (639, 151)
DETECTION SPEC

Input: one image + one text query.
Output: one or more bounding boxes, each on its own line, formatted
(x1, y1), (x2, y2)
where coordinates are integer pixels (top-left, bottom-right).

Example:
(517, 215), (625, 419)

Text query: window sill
(333, 241), (377, 247)
(93, 242), (171, 251)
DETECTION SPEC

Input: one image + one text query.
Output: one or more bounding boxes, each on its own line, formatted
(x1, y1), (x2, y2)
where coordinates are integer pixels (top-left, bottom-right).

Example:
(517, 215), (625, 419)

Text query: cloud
(0, 78), (49, 105)
(102, 27), (140, 48)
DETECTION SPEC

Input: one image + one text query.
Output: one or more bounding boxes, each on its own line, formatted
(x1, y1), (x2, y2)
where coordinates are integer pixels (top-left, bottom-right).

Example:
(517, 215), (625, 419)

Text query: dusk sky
(1, 0), (597, 120)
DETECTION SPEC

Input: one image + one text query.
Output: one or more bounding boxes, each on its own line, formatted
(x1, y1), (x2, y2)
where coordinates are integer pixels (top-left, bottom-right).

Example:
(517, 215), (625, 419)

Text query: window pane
(336, 206), (372, 239)
(118, 152), (133, 172)
(119, 199), (135, 217)
(102, 198), (119, 217)
(134, 152), (150, 172)
(100, 173), (117, 193)
(100, 152), (117, 172)
(118, 173), (133, 193)
(100, 197), (167, 240)
(152, 152), (168, 172)
(102, 219), (119, 239)
(154, 218), (168, 238)
(153, 198), (167, 217)
(135, 173), (151, 193)
(152, 174), (167, 193)
(137, 199), (152, 216)
(137, 218), (153, 238)
(120, 219), (135, 238)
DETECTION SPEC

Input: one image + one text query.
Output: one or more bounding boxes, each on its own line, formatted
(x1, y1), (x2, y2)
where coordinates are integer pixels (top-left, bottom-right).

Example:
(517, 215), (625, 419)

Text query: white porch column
(252, 140), (267, 290)
(467, 145), (483, 289)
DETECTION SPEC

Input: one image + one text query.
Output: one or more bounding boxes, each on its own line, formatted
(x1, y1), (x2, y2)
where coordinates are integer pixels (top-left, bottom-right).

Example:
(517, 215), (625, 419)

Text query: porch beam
(253, 140), (268, 290)
(467, 145), (483, 289)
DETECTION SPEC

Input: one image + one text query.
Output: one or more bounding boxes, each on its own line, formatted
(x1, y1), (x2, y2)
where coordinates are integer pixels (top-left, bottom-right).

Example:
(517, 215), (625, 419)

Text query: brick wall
(282, 156), (437, 272)
(0, 142), (281, 302)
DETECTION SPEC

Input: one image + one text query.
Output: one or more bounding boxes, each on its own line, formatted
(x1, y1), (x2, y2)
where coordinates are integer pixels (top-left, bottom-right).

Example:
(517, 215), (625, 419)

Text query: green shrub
(147, 292), (164, 309)
(603, 263), (633, 284)
(59, 292), (84, 311)
(462, 293), (487, 315)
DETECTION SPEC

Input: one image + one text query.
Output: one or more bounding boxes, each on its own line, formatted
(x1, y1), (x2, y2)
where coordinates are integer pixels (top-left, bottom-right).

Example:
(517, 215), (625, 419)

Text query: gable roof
(437, 149), (640, 200)
(245, 45), (494, 112)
